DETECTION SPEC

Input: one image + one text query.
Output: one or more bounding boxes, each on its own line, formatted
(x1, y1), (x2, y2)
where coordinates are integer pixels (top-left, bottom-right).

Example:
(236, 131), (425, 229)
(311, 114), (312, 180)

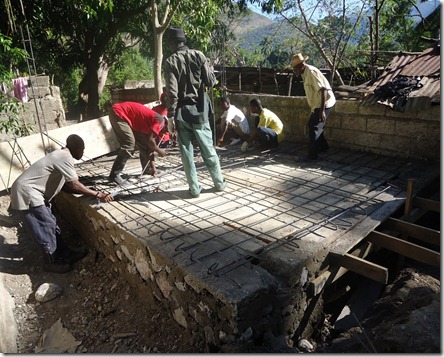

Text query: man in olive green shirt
(164, 26), (226, 198)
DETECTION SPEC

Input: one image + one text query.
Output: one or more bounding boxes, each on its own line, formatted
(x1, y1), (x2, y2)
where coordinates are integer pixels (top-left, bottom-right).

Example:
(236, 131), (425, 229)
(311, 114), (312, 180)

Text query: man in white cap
(291, 53), (336, 161)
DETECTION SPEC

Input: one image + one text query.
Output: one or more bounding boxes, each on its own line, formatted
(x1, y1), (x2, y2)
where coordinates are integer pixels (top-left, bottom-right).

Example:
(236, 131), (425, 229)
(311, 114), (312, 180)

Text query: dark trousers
(23, 204), (60, 255)
(308, 107), (331, 159)
(257, 126), (279, 148)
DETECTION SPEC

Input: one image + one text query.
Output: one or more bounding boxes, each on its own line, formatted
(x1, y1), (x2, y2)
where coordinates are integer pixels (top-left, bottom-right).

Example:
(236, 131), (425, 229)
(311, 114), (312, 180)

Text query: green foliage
(0, 34), (33, 137)
(100, 48), (154, 109)
(377, 0), (417, 52)
(58, 67), (84, 114)
(107, 48), (154, 88)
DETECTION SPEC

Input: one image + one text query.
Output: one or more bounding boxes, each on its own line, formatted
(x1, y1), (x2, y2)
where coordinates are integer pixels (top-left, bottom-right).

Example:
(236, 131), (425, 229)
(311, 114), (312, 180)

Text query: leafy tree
(0, 34), (33, 136)
(2, 0), (151, 120)
(147, 0), (236, 98)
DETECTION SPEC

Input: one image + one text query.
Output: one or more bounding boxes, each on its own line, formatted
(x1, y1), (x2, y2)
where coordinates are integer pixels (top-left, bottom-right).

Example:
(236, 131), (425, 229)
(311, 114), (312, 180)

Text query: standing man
(291, 53), (336, 161)
(108, 101), (167, 184)
(242, 98), (284, 151)
(9, 134), (114, 273)
(164, 26), (226, 198)
(216, 95), (250, 147)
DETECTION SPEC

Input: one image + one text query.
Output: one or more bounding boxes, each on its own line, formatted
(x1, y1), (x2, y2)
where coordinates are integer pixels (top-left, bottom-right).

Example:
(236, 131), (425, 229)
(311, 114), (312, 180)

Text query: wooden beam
(331, 253), (388, 284)
(413, 197), (440, 212)
(366, 231), (440, 267)
(382, 217), (440, 246)
(309, 241), (375, 296)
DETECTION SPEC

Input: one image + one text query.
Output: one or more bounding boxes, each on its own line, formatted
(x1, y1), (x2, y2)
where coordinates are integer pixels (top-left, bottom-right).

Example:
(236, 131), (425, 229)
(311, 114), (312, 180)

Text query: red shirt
(112, 102), (162, 136)
(152, 104), (170, 141)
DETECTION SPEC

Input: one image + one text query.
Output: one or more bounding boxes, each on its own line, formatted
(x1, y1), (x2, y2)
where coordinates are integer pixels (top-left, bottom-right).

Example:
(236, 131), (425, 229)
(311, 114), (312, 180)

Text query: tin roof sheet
(363, 44), (440, 108)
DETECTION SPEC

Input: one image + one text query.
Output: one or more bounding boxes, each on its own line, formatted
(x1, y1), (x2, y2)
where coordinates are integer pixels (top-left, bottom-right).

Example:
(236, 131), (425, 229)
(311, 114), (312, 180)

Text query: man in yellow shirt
(242, 98), (284, 151)
(291, 53), (336, 161)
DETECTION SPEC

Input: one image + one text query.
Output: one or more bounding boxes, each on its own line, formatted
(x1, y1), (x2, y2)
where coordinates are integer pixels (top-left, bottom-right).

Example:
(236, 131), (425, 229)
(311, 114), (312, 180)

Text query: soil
(0, 190), (440, 353)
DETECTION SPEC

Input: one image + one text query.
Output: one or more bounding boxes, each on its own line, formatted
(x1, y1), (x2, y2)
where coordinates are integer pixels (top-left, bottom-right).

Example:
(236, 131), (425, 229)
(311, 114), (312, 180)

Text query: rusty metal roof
(363, 43), (440, 109)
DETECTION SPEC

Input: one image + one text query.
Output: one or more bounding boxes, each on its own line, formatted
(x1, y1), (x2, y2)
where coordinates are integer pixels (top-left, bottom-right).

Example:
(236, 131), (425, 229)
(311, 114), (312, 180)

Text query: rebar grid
(73, 143), (404, 282)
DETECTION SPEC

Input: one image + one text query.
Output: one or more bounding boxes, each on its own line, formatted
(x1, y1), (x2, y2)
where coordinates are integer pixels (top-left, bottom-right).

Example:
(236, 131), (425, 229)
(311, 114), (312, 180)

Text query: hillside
(226, 8), (298, 53)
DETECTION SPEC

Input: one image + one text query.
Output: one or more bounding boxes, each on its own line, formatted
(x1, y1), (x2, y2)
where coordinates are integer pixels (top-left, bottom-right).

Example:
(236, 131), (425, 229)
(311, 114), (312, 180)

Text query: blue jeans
(176, 120), (225, 196)
(257, 126), (279, 148)
(23, 204), (60, 255)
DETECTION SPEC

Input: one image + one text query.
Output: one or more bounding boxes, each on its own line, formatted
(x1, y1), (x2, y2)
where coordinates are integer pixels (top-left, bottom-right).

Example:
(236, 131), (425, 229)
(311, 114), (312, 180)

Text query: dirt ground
(0, 191), (198, 353)
(0, 190), (440, 353)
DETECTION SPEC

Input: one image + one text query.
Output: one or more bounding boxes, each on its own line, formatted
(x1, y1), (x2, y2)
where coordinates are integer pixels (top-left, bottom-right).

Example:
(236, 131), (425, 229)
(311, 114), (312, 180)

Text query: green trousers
(176, 120), (225, 196)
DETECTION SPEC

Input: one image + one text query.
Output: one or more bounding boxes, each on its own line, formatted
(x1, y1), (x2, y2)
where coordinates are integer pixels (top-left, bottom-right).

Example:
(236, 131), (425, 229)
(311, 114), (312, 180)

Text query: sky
(247, 0), (440, 23)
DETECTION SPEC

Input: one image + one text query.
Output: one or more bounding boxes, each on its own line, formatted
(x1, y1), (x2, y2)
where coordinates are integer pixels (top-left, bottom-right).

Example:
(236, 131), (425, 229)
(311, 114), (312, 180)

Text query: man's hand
(97, 192), (114, 202)
(157, 148), (167, 157)
(319, 110), (326, 123)
(216, 136), (224, 146)
(167, 117), (175, 134)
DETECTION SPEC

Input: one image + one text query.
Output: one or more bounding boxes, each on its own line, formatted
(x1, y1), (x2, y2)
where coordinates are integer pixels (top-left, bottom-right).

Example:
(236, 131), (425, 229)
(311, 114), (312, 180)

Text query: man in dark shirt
(164, 26), (226, 198)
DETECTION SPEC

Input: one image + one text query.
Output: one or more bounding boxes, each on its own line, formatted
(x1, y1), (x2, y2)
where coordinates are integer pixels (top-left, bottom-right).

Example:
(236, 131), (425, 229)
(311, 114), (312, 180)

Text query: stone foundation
(54, 192), (328, 349)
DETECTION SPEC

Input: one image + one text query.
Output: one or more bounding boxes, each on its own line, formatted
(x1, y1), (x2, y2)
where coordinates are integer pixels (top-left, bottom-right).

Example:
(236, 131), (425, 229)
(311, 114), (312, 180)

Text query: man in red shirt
(109, 101), (167, 185)
(152, 92), (173, 147)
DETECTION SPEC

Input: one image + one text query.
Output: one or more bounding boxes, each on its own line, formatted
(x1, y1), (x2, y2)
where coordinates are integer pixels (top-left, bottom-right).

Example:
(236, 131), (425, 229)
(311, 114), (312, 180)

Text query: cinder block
(395, 120), (428, 137)
(341, 116), (366, 131)
(417, 105), (440, 121)
(29, 75), (50, 87)
(334, 100), (359, 114)
(367, 118), (395, 135)
(27, 86), (50, 98)
(358, 103), (387, 116)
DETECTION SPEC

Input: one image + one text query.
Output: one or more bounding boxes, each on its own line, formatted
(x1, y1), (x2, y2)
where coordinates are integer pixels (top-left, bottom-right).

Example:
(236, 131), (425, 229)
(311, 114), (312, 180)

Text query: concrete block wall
(0, 76), (65, 142)
(111, 88), (159, 105)
(226, 94), (440, 162)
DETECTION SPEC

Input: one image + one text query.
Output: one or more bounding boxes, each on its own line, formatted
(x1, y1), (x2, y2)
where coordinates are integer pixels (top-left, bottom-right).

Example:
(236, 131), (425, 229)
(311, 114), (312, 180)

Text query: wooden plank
(0, 116), (119, 191)
(366, 231), (440, 267)
(309, 241), (375, 296)
(382, 217), (440, 246)
(330, 190), (406, 255)
(413, 197), (440, 212)
(332, 253), (388, 284)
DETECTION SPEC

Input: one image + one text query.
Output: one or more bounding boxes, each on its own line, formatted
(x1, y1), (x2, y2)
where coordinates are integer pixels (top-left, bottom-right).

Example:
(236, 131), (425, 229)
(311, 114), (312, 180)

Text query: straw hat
(291, 53), (309, 68)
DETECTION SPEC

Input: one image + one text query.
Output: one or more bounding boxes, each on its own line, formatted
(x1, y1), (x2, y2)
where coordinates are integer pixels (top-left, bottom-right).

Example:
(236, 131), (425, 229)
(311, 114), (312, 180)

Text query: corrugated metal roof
(363, 44), (440, 109)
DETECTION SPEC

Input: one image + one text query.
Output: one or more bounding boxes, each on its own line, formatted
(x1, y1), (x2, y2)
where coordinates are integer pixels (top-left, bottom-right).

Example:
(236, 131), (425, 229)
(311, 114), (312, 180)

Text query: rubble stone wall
(54, 192), (328, 350)
(227, 94), (440, 162)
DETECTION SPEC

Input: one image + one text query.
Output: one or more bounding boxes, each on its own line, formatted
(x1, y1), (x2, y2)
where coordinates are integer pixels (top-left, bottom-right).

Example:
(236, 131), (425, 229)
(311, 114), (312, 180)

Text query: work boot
(43, 252), (72, 274)
(109, 150), (131, 185)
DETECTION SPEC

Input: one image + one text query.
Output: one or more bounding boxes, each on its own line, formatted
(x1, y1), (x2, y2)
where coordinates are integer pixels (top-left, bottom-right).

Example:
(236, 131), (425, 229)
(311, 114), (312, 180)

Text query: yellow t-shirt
(258, 108), (284, 142)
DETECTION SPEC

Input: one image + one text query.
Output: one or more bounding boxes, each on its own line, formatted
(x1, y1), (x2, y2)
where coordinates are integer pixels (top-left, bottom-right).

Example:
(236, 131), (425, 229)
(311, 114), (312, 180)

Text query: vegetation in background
(0, 34), (33, 136)
(100, 48), (154, 111)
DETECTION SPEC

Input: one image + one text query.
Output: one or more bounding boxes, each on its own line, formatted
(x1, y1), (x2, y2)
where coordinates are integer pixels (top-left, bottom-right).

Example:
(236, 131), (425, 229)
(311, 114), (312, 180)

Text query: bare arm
(63, 180), (113, 202)
(319, 88), (328, 122)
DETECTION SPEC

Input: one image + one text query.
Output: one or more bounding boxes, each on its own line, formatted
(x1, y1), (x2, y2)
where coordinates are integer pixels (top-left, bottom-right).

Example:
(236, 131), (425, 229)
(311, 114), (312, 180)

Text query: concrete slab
(49, 141), (438, 347)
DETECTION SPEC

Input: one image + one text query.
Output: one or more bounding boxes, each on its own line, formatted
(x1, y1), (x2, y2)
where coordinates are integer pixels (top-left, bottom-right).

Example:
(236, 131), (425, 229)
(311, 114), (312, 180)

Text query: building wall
(225, 94), (440, 162)
(0, 76), (65, 142)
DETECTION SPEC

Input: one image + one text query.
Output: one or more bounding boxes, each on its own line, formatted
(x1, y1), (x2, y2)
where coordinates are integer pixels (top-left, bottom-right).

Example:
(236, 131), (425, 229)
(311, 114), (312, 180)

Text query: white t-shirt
(10, 148), (78, 210)
(221, 104), (250, 134)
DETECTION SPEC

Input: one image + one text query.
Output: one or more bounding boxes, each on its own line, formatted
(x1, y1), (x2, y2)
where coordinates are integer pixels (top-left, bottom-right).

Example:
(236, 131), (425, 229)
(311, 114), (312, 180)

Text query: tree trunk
(85, 51), (101, 120)
(98, 59), (110, 97)
(154, 29), (164, 99)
